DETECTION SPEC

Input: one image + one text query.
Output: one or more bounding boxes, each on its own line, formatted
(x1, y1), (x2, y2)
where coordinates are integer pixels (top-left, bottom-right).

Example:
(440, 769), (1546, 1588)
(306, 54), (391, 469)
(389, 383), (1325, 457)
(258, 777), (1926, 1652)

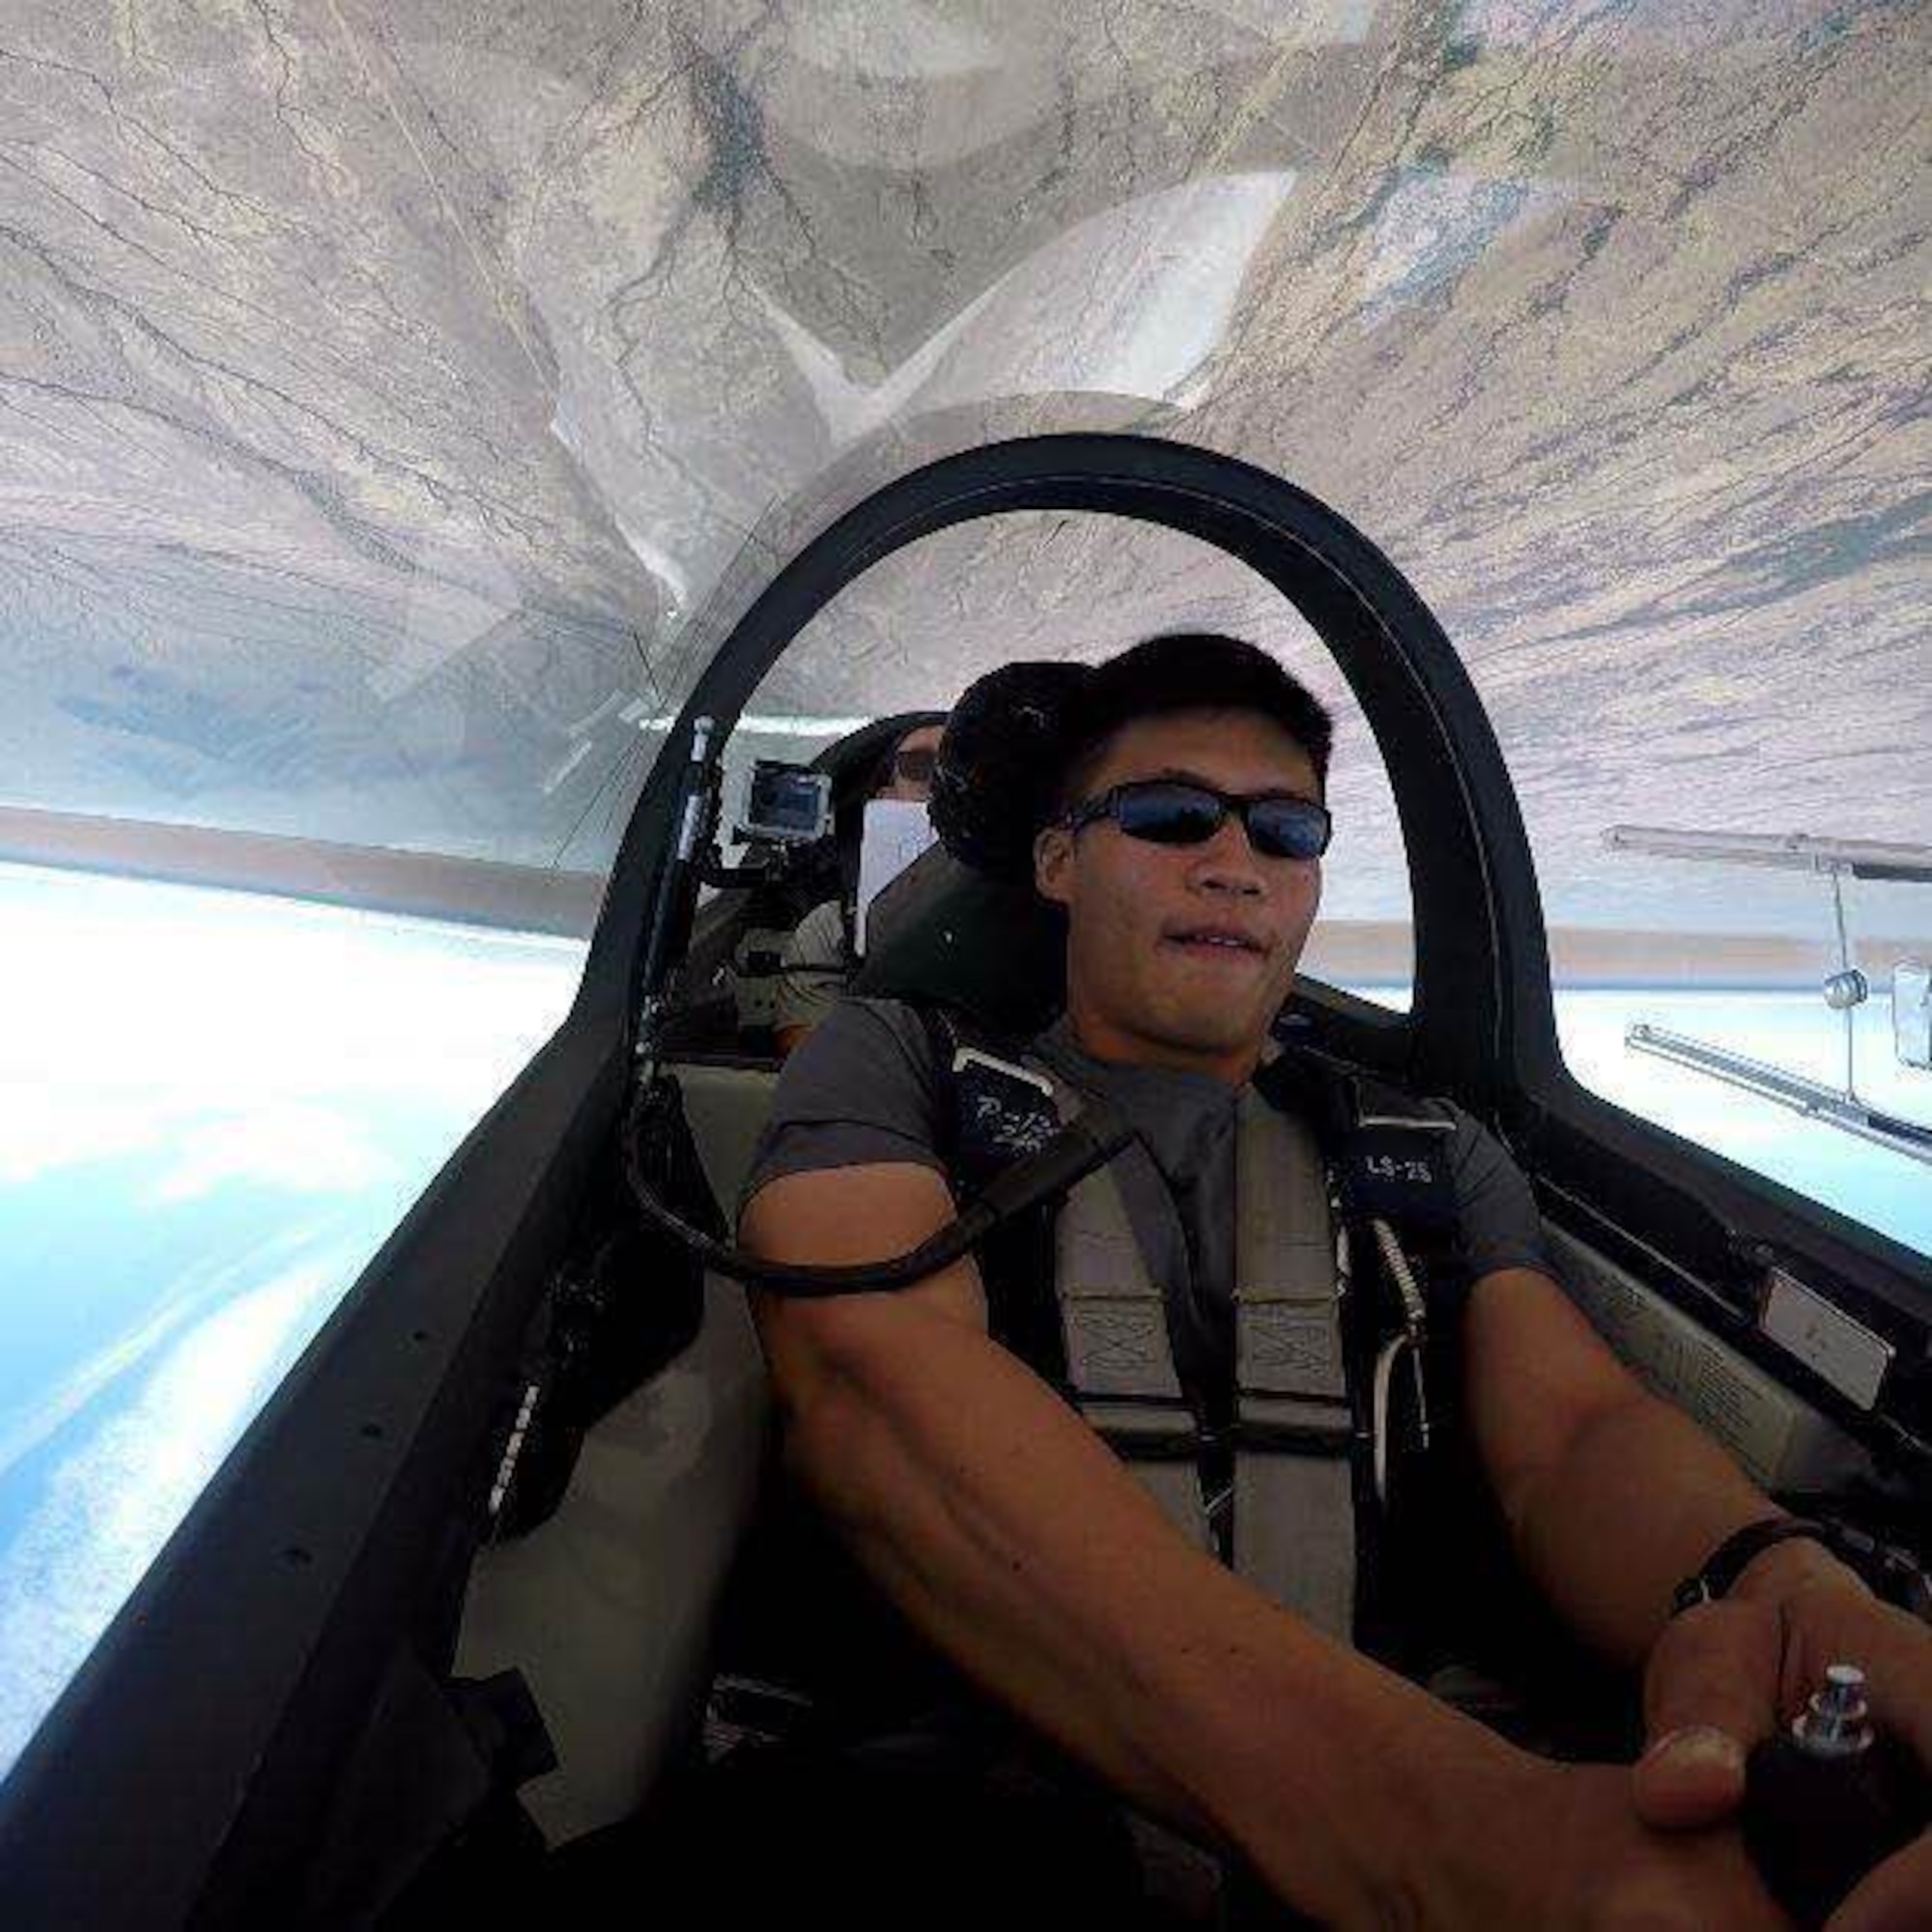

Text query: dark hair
(1054, 633), (1334, 812)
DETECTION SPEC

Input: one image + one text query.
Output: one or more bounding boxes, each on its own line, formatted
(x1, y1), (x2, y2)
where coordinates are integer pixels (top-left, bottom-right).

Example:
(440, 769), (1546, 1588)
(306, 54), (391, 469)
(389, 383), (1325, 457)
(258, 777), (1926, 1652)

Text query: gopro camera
(738, 760), (832, 845)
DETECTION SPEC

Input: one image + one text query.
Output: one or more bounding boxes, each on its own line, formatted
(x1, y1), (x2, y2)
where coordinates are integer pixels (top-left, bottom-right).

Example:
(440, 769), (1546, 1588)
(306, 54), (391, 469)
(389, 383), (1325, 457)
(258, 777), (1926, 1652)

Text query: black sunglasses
(1062, 779), (1332, 861)
(891, 745), (937, 783)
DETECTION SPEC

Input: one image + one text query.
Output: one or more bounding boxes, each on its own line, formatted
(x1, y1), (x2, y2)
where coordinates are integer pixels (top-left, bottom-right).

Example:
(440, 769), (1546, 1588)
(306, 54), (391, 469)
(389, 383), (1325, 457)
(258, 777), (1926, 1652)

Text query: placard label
(1759, 1267), (1892, 1411)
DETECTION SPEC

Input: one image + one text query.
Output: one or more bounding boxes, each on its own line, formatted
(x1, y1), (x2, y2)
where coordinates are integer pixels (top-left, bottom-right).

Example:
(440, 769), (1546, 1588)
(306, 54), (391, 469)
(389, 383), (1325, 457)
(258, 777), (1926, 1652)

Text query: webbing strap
(1054, 1156), (1185, 1403)
(1233, 1455), (1356, 1640)
(1234, 1089), (1348, 1414)
(1048, 1074), (1210, 1549)
(927, 1013), (1469, 1662)
(1123, 1462), (1215, 1553)
(1042, 1067), (1359, 1620)
(1234, 1089), (1356, 1640)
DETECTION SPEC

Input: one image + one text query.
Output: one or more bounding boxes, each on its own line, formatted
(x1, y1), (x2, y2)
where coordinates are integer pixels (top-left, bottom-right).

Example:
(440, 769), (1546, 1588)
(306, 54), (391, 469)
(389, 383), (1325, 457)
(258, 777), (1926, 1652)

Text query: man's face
(876, 723), (944, 803)
(1033, 708), (1323, 1081)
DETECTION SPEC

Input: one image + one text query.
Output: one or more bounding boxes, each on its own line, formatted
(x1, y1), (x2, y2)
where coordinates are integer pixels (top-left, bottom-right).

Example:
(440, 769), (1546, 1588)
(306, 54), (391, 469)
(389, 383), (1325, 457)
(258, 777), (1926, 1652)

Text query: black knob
(1744, 1725), (1926, 1925)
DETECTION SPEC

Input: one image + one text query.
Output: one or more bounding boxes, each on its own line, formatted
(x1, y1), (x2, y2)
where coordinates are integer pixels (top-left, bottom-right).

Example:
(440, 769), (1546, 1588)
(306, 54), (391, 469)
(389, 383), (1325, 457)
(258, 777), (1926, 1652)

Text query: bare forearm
(781, 1300), (1523, 1923)
(1510, 1385), (1781, 1664)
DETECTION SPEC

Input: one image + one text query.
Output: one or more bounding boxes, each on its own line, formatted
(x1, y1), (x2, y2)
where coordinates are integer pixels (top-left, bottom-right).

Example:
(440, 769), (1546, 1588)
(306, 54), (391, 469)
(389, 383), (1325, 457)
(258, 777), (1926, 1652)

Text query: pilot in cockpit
(727, 634), (1932, 1927)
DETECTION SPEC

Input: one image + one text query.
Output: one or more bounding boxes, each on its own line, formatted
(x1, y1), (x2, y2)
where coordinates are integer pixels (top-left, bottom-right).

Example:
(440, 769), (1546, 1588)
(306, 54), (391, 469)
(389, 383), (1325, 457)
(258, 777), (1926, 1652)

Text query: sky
(0, 863), (586, 1777)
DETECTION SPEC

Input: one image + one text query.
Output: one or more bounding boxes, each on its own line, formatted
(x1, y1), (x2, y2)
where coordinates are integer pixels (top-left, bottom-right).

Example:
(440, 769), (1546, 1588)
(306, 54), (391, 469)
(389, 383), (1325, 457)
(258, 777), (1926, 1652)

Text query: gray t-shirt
(743, 998), (1552, 1418)
(773, 898), (850, 1037)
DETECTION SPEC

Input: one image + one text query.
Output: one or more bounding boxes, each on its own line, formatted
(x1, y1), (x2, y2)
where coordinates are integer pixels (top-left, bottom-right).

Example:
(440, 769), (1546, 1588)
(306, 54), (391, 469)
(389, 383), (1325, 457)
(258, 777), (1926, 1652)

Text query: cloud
(0, 1286), (207, 1486)
(0, 864), (583, 1186)
(0, 1254), (348, 1778)
(146, 1103), (395, 1207)
(0, 1089), (185, 1187)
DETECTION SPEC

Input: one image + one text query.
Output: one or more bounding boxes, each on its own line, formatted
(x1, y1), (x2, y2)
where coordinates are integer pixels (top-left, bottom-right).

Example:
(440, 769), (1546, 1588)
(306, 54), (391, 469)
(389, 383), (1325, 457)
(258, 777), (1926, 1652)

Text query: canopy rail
(1605, 823), (1932, 1087)
(1628, 1024), (1932, 1170)
(1605, 825), (1932, 885)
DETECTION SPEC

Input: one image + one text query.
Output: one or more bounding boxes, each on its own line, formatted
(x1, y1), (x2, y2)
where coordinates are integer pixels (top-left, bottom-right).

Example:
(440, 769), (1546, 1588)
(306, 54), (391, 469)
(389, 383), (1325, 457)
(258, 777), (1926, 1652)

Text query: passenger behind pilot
(773, 718), (946, 1056)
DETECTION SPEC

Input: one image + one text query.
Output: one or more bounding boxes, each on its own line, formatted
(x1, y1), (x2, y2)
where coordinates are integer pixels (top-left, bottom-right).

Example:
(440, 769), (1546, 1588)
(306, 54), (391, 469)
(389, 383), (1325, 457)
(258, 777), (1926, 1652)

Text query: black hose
(620, 1075), (1134, 1295)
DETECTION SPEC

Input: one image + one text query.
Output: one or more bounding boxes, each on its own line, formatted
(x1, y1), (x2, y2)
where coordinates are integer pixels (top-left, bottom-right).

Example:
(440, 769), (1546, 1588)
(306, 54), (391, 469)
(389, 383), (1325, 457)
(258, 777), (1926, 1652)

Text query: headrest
(855, 662), (1086, 1035)
(927, 662), (1090, 881)
(852, 845), (1067, 1037)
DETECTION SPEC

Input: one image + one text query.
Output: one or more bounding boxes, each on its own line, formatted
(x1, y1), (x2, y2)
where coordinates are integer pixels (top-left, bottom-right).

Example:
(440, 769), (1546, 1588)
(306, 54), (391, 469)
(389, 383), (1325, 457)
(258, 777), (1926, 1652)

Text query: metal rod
(1625, 1024), (1932, 1169)
(1831, 871), (1857, 1100)
(1604, 825), (1932, 883)
(635, 716), (719, 1059)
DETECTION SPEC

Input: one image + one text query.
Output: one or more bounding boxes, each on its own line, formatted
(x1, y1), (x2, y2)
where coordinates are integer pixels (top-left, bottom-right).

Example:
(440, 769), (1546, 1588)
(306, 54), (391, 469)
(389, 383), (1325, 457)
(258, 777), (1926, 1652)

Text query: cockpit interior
(0, 7), (1926, 1928)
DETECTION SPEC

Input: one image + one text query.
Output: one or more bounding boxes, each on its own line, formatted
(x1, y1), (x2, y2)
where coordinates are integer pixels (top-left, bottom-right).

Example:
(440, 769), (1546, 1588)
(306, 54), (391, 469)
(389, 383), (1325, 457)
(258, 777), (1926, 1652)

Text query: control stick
(1743, 1662), (1927, 1925)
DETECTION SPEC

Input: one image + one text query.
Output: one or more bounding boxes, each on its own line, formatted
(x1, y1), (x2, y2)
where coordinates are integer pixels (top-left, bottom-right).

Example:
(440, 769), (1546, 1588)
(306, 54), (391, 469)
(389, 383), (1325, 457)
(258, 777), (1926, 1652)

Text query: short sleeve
(772, 899), (851, 1036)
(1441, 1103), (1553, 1292)
(738, 997), (950, 1217)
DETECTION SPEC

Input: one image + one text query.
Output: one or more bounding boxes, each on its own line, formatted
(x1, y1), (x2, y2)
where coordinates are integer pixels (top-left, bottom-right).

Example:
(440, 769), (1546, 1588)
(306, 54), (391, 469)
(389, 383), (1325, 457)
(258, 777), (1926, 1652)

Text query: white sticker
(854, 799), (939, 954)
(1759, 1268), (1893, 1411)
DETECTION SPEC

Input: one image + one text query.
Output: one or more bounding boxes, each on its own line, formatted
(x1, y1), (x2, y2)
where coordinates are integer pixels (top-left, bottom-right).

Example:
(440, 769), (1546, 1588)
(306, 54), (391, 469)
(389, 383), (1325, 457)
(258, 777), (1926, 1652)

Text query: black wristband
(1671, 1518), (1833, 1617)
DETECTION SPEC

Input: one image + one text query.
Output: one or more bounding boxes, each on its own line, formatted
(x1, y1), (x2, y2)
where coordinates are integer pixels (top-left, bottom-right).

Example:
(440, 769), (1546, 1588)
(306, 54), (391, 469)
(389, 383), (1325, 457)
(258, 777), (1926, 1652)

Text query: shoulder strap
(913, 1003), (1216, 1548)
(914, 1001), (963, 1161)
(1258, 1045), (1462, 1242)
(910, 1001), (1070, 1381)
(1231, 1089), (1357, 1640)
(911, 1009), (1410, 1649)
(1044, 1085), (1215, 1555)
(915, 1003), (1063, 1185)
(1261, 1045), (1492, 1614)
(1018, 1053), (1364, 1644)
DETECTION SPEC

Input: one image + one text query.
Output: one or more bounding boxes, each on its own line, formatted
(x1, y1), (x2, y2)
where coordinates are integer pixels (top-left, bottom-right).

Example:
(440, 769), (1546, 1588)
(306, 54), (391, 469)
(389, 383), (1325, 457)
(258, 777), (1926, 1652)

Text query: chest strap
(1043, 1069), (1357, 1643)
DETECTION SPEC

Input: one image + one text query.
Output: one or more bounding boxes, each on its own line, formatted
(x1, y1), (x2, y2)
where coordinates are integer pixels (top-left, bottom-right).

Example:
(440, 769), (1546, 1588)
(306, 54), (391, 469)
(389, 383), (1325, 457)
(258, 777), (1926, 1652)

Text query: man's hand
(1523, 1762), (1790, 1929)
(1384, 1752), (1788, 1929)
(1634, 1543), (1932, 1929)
